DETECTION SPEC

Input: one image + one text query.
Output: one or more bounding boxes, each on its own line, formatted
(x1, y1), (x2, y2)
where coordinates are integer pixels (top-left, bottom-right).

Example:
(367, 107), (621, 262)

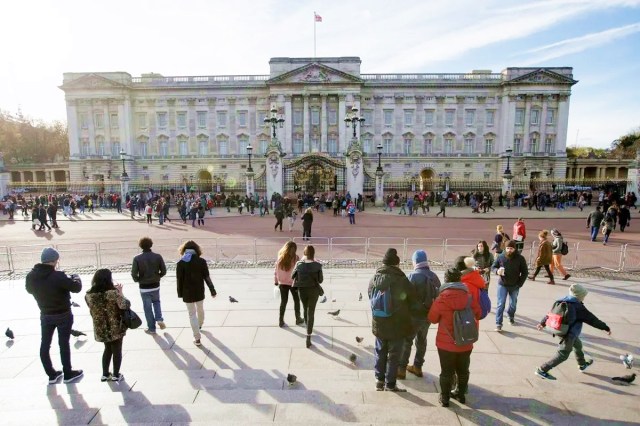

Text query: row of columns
(12, 170), (70, 183)
(568, 166), (625, 179)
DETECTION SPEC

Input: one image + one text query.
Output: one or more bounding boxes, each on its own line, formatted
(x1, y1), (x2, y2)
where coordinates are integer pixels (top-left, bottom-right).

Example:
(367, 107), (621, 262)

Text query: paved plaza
(0, 205), (638, 425)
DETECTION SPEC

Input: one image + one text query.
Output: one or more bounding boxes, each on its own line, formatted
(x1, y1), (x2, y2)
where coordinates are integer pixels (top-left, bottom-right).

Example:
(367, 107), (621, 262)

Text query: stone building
(31, 58), (584, 195)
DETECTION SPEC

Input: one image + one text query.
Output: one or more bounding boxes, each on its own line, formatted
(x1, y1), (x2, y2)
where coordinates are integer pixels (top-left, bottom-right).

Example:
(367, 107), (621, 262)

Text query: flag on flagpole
(314, 12), (322, 22)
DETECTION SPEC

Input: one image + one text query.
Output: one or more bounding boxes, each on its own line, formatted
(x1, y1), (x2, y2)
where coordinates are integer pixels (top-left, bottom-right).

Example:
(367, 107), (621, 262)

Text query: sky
(2, 0), (639, 150)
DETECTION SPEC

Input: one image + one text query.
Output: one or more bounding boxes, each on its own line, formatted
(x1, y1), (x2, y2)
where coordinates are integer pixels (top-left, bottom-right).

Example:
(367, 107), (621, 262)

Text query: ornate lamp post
(264, 104), (284, 139)
(119, 149), (129, 197)
(502, 148), (513, 199)
(504, 148), (513, 176)
(246, 144), (253, 173)
(344, 106), (365, 139)
(245, 144), (255, 197)
(376, 143), (383, 172)
(374, 143), (385, 207)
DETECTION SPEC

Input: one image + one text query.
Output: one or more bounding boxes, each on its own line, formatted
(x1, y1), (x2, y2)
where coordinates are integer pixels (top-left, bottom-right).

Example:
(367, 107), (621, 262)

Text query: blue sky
(2, 0), (639, 149)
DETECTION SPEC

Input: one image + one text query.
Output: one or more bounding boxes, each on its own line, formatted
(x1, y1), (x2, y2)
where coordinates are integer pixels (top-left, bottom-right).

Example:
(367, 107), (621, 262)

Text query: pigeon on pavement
(620, 354), (634, 369)
(349, 353), (357, 364)
(612, 373), (636, 384)
(5, 327), (14, 340)
(358, 293), (363, 301)
(355, 336), (364, 344)
(319, 295), (327, 303)
(71, 301), (81, 308)
(229, 296), (239, 303)
(286, 374), (297, 385)
(327, 310), (340, 317)
(70, 329), (87, 337)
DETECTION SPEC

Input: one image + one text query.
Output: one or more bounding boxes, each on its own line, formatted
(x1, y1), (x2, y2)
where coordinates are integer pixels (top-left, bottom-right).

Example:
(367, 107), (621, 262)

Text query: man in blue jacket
(26, 247), (84, 384)
(535, 283), (611, 380)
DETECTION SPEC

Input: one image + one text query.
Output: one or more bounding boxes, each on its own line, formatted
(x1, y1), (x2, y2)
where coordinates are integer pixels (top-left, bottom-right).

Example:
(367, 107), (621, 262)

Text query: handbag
(121, 308), (142, 329)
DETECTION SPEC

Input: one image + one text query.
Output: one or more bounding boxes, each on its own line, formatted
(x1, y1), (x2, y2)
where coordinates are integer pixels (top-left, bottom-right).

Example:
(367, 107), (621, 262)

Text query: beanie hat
(506, 240), (517, 249)
(412, 250), (428, 265)
(453, 255), (467, 272)
(570, 284), (588, 301)
(444, 268), (462, 283)
(41, 247), (60, 264)
(382, 248), (400, 266)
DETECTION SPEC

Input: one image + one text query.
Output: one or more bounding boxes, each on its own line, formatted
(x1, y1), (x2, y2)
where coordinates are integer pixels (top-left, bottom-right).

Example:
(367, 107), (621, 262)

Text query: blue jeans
(141, 289), (163, 331)
(495, 285), (520, 326)
(400, 320), (430, 368)
(374, 337), (404, 387)
(40, 311), (73, 376)
(590, 226), (599, 241)
(158, 212), (164, 225)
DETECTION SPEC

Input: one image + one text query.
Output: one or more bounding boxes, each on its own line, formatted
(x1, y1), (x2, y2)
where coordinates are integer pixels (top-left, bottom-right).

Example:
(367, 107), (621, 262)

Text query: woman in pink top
(275, 241), (303, 327)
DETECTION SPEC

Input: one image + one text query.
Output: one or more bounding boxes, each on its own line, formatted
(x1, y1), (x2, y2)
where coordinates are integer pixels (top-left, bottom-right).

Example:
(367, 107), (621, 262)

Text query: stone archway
(196, 170), (213, 193)
(419, 168), (436, 191)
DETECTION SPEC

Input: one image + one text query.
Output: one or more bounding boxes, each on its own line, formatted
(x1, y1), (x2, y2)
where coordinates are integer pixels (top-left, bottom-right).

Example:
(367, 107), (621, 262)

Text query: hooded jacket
(292, 259), (323, 288)
(177, 250), (216, 303)
(428, 282), (481, 352)
(26, 264), (82, 314)
(460, 269), (486, 309)
(367, 265), (415, 339)
(540, 295), (610, 338)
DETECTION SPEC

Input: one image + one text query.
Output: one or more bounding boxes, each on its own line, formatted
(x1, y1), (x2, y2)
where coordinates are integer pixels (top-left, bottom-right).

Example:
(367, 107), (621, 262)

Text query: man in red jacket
(428, 268), (481, 407)
(512, 217), (526, 253)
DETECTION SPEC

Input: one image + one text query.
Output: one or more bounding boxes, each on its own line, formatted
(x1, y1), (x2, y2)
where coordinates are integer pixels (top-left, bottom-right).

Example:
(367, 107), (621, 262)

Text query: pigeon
(332, 298), (337, 302)
(349, 353), (357, 364)
(319, 295), (327, 303)
(286, 373), (297, 385)
(70, 329), (87, 337)
(358, 293), (363, 301)
(5, 327), (14, 340)
(229, 296), (239, 303)
(71, 301), (81, 308)
(327, 310), (340, 317)
(355, 336), (364, 344)
(620, 354), (634, 369)
(612, 373), (636, 384)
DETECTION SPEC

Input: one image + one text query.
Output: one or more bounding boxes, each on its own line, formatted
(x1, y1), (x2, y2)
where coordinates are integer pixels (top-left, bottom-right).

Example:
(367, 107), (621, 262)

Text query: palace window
(465, 110), (475, 126)
(363, 110), (372, 126)
(79, 113), (89, 129)
(444, 138), (453, 154)
(257, 111), (267, 127)
(179, 140), (188, 156)
(139, 141), (148, 157)
(81, 139), (90, 156)
(293, 138), (303, 154)
(311, 137), (320, 152)
(464, 137), (474, 154)
(363, 138), (372, 154)
(197, 111), (207, 128)
(137, 113), (146, 129)
(545, 137), (554, 153)
(445, 110), (455, 126)
(159, 140), (168, 157)
(329, 109), (337, 125)
(177, 112), (187, 129)
(219, 140), (228, 155)
(404, 110), (414, 126)
(328, 138), (337, 154)
(515, 108), (524, 126)
(110, 113), (119, 129)
(514, 137), (522, 154)
(383, 138), (392, 154)
(293, 110), (302, 126)
(530, 136), (539, 153)
(95, 113), (104, 129)
(546, 109), (556, 125)
(157, 112), (167, 129)
(238, 138), (249, 155)
(199, 140), (208, 155)
(311, 109), (320, 126)
(531, 109), (540, 125)
(486, 110), (495, 126)
(403, 138), (412, 154)
(383, 110), (393, 126)
(424, 138), (432, 154)
(111, 141), (120, 157)
(485, 138), (494, 154)
(237, 111), (247, 127)
(259, 139), (268, 154)
(217, 111), (227, 128)
(424, 109), (435, 126)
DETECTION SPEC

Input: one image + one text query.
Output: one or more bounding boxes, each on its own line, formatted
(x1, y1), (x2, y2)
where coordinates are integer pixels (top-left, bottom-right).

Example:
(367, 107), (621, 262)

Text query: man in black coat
(26, 247), (83, 383)
(491, 240), (528, 332)
(368, 248), (415, 392)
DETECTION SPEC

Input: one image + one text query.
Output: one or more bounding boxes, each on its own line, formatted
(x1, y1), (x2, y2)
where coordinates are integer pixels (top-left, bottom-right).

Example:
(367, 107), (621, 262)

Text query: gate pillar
(266, 141), (284, 198)
(346, 140), (364, 198)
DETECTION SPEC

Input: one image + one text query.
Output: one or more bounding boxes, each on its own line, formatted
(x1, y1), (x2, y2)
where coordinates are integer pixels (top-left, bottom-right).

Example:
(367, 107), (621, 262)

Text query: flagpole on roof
(314, 12), (317, 58)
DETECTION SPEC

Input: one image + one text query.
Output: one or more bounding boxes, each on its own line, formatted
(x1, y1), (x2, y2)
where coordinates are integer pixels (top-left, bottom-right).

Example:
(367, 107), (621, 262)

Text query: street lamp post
(245, 144), (255, 197)
(374, 143), (385, 207)
(344, 106), (365, 140)
(264, 104), (284, 139)
(119, 150), (129, 198)
(246, 144), (253, 173)
(502, 148), (513, 199)
(504, 148), (513, 176)
(376, 143), (383, 172)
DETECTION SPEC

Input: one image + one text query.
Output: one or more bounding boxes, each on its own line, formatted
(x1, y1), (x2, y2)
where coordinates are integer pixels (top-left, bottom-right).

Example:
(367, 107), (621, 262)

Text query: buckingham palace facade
(58, 56), (577, 195)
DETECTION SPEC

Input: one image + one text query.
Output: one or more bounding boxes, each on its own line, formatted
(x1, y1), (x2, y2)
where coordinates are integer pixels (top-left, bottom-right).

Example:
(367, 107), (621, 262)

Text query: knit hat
(506, 240), (517, 249)
(453, 256), (467, 272)
(412, 250), (428, 265)
(570, 284), (588, 301)
(382, 248), (400, 266)
(444, 268), (462, 283)
(41, 247), (60, 264)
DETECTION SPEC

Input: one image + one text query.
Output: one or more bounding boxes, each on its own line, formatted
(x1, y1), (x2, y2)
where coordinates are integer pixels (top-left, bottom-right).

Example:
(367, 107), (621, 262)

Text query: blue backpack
(371, 287), (395, 318)
(478, 288), (491, 319)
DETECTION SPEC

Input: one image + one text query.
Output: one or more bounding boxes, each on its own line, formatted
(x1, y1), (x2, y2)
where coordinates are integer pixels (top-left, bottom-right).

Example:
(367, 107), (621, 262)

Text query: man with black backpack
(398, 250), (441, 380)
(368, 248), (416, 392)
(534, 284), (611, 380)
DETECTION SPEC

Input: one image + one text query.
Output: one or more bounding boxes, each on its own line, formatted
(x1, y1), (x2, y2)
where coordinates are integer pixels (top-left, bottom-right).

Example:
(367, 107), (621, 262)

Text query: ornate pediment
(60, 74), (129, 90)
(267, 63), (363, 85)
(506, 69), (577, 85)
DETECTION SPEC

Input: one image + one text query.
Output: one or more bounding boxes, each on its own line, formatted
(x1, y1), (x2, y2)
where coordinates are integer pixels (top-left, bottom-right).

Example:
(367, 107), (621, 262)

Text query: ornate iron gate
(282, 154), (346, 195)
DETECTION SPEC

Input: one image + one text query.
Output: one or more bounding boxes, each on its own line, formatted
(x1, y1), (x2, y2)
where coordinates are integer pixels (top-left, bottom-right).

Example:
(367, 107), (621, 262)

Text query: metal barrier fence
(1, 238), (637, 275)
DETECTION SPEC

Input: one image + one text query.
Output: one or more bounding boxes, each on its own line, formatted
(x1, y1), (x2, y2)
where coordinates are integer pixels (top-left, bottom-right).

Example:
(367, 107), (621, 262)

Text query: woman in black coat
(301, 207), (314, 241)
(177, 240), (217, 346)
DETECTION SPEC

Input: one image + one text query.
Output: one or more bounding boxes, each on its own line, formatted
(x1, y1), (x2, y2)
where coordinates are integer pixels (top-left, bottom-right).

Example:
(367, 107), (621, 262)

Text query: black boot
(279, 316), (285, 327)
(306, 335), (311, 348)
(439, 375), (453, 407)
(452, 374), (468, 404)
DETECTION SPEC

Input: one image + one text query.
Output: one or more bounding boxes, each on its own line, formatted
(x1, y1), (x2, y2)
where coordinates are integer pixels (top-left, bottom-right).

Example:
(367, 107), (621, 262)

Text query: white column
(122, 96), (133, 154)
(320, 94), (327, 152)
(500, 95), (515, 152)
(523, 96), (531, 152)
(66, 100), (80, 156)
(557, 95), (570, 154)
(375, 171), (385, 206)
(284, 95), (292, 153)
(303, 96), (309, 152)
(338, 95), (346, 153)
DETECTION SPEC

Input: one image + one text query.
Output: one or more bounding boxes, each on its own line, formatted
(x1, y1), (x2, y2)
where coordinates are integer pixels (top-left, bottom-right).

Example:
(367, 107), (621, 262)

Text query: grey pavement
(1, 269), (638, 425)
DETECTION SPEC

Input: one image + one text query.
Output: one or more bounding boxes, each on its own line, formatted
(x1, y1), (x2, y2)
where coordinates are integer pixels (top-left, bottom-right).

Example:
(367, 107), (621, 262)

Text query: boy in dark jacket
(535, 284), (611, 380)
(131, 237), (167, 334)
(368, 248), (416, 392)
(26, 247), (84, 383)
